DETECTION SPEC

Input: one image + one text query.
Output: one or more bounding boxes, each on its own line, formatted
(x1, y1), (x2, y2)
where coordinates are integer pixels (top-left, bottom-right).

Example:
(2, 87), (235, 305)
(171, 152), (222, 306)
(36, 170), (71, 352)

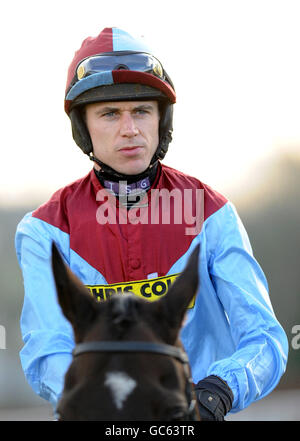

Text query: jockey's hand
(194, 375), (234, 421)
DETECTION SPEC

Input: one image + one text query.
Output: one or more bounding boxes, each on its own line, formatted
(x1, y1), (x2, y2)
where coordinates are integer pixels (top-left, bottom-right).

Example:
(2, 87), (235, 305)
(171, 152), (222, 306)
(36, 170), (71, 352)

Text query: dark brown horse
(51, 243), (200, 421)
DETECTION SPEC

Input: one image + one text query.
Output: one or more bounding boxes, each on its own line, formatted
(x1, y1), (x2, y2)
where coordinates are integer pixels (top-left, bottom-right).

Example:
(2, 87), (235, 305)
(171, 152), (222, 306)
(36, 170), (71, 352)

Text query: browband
(73, 341), (189, 364)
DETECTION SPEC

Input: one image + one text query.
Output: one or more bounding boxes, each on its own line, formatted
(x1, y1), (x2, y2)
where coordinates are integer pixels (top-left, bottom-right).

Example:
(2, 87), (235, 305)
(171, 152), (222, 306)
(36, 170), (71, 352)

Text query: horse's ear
(154, 244), (200, 339)
(51, 242), (98, 340)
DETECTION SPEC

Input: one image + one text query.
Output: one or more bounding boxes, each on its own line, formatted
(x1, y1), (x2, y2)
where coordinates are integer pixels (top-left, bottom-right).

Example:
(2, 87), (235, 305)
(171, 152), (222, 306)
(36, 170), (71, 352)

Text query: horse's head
(51, 243), (200, 421)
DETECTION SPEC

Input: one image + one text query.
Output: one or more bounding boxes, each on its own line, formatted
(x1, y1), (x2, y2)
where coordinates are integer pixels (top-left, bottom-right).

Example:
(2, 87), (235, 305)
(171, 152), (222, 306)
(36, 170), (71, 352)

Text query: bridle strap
(72, 340), (198, 421)
(73, 341), (189, 364)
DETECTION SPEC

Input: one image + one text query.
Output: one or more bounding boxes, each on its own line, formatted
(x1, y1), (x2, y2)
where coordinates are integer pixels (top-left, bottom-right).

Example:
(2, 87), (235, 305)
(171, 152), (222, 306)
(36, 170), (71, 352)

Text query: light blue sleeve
(15, 212), (74, 409)
(205, 202), (288, 412)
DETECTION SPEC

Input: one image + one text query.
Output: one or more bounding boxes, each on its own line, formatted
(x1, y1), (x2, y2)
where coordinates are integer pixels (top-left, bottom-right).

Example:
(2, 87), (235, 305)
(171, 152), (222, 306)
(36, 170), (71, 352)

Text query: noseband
(73, 341), (198, 421)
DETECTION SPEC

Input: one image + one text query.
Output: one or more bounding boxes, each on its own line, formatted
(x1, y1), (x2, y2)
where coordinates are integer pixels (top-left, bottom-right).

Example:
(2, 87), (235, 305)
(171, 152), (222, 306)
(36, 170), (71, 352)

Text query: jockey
(15, 27), (288, 420)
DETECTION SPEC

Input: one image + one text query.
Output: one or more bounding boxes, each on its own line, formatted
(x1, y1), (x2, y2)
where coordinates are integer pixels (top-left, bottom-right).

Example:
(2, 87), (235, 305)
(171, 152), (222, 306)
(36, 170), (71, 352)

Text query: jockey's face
(85, 100), (160, 175)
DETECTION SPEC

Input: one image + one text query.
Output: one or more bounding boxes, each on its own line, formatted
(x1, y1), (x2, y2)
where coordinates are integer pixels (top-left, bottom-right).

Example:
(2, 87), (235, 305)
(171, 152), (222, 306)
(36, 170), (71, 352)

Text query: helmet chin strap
(89, 153), (158, 184)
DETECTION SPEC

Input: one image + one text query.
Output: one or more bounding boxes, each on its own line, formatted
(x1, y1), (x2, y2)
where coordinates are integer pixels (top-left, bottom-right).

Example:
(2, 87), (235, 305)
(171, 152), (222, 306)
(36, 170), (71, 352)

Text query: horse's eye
(159, 373), (175, 389)
(169, 407), (187, 421)
(54, 411), (62, 421)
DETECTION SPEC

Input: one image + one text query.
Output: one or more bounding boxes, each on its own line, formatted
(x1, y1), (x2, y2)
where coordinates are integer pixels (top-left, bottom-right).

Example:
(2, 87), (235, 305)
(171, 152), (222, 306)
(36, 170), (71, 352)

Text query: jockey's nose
(119, 112), (139, 137)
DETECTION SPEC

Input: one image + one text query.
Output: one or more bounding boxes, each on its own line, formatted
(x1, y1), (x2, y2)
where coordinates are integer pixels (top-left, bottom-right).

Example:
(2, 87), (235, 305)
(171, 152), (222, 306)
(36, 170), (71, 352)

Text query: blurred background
(0, 0), (299, 420)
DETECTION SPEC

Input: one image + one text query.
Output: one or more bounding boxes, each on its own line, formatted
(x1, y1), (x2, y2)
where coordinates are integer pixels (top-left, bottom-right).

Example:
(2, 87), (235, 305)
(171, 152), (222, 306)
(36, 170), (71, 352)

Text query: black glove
(194, 375), (234, 421)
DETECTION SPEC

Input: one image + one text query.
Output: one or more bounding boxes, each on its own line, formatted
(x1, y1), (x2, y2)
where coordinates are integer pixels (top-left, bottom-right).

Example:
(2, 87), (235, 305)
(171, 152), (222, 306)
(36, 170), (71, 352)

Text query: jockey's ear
(151, 244), (200, 343)
(51, 242), (98, 342)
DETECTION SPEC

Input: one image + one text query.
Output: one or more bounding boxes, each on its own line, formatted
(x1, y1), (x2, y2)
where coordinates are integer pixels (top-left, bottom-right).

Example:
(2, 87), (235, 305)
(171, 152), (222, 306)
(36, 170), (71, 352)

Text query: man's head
(85, 100), (159, 175)
(65, 28), (176, 176)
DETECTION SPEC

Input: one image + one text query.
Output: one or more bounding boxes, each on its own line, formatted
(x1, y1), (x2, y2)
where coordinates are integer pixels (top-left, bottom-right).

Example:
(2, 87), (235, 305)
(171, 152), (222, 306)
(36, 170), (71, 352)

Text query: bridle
(73, 341), (198, 421)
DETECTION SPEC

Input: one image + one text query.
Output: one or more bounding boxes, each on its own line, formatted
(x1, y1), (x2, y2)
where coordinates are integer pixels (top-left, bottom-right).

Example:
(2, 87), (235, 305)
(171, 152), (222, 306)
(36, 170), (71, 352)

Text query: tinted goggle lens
(76, 52), (164, 81)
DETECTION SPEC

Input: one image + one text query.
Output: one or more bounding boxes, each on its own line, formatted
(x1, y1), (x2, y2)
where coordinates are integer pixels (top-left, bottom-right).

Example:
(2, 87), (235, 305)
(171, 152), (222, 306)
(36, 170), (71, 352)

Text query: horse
(51, 242), (200, 421)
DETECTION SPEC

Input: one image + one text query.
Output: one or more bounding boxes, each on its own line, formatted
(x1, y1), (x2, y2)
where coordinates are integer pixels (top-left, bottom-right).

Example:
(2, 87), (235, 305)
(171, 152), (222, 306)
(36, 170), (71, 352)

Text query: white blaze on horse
(51, 242), (200, 421)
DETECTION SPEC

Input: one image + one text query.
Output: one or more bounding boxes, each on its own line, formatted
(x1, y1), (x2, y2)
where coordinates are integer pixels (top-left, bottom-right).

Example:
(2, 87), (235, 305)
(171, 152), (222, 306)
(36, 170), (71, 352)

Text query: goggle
(76, 51), (165, 82)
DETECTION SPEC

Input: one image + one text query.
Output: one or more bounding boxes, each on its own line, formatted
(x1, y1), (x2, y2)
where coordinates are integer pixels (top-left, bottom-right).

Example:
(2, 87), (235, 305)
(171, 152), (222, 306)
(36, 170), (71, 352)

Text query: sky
(1, 0), (300, 207)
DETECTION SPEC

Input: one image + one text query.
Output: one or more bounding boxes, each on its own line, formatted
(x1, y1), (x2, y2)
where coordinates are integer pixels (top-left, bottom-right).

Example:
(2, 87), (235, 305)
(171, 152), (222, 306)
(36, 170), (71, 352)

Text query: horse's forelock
(110, 294), (139, 327)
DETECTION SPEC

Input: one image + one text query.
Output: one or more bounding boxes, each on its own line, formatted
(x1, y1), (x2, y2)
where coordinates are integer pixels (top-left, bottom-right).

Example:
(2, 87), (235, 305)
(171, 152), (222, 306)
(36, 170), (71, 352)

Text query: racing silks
(15, 163), (288, 412)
